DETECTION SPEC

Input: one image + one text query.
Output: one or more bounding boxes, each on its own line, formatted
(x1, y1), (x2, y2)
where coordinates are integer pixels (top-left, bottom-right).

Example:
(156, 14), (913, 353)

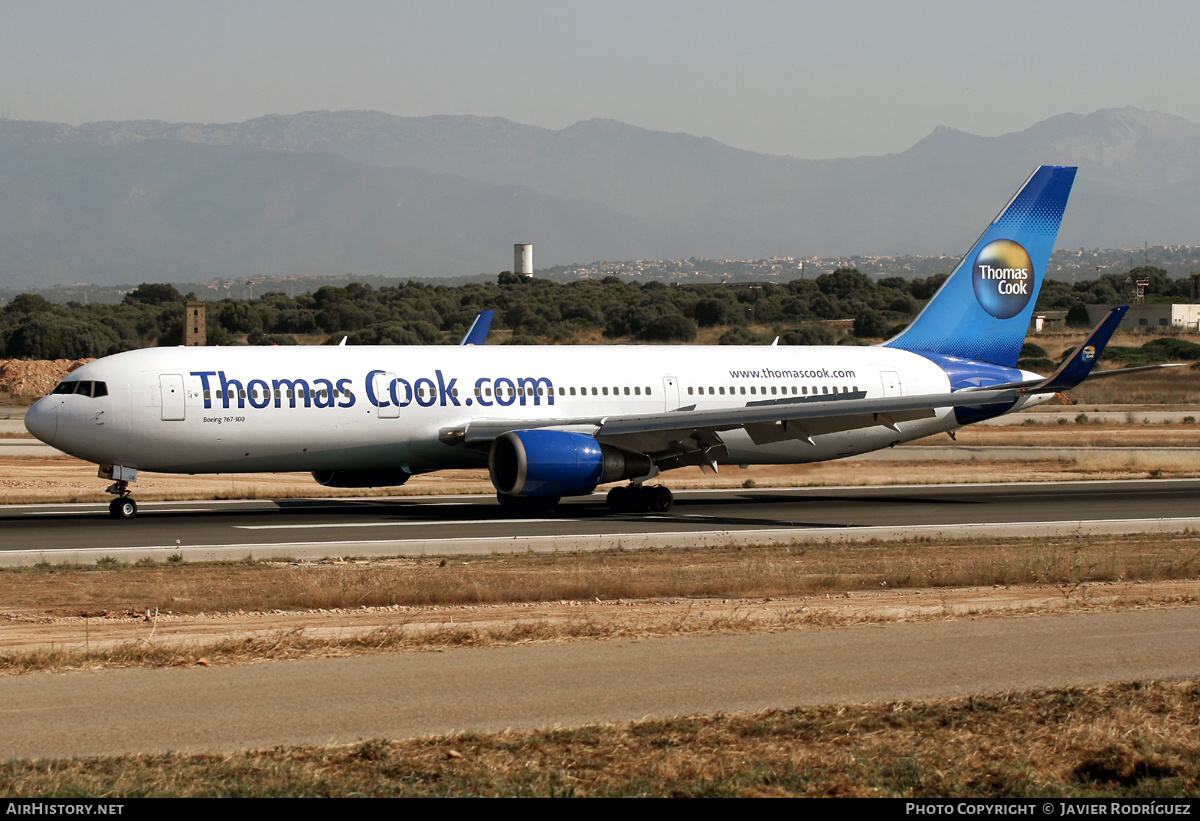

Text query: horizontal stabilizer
(957, 306), (1185, 395)
(1030, 306), (1126, 392)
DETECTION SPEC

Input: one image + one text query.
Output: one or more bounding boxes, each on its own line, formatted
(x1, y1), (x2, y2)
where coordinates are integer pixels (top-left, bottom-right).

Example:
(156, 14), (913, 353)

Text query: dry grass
(2, 533), (1197, 675)
(7, 533), (1199, 617)
(1, 680), (1196, 796)
(939, 425), (1200, 448)
(1069, 367), (1200, 405)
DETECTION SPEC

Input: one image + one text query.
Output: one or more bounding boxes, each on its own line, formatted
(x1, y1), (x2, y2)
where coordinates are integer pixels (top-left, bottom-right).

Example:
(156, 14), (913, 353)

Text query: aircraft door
(662, 376), (680, 411)
(880, 371), (902, 397)
(374, 372), (399, 419)
(160, 374), (186, 421)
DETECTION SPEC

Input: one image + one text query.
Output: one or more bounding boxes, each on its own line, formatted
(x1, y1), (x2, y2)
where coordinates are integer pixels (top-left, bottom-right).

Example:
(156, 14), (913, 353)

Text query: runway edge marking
(4, 516), (1200, 566)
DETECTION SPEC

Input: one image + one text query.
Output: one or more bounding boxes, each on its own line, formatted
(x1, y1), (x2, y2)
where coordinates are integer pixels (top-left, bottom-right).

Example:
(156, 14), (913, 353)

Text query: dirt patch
(0, 359), (90, 400)
(2, 579), (1196, 662)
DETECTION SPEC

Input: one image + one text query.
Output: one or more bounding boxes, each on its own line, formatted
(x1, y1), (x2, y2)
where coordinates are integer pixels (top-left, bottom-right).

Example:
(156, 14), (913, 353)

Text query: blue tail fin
(885, 166), (1076, 367)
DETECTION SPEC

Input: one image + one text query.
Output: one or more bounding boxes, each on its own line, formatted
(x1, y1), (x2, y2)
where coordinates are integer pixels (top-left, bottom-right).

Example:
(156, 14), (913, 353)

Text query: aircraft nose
(24, 398), (58, 445)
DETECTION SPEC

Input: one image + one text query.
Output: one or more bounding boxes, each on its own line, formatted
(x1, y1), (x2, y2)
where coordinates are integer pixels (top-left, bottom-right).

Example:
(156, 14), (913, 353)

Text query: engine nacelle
(489, 430), (652, 498)
(311, 469), (411, 488)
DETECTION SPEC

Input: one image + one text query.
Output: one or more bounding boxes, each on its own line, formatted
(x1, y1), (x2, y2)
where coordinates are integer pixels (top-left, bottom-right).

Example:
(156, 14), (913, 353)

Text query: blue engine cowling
(489, 430), (652, 498)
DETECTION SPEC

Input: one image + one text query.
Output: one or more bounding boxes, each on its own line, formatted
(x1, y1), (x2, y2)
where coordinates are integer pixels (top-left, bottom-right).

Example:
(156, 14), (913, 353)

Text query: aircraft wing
(442, 384), (1024, 457)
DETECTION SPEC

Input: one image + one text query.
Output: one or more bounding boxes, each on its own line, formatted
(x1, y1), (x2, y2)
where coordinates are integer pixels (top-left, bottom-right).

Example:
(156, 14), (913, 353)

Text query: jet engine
(488, 430), (652, 498)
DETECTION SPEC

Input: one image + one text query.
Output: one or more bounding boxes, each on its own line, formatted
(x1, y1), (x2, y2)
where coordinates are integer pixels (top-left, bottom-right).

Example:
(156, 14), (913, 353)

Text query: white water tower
(514, 243), (533, 277)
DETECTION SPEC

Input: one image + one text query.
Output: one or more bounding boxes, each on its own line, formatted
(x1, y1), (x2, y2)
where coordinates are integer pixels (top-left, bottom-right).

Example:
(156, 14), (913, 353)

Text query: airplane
(23, 165), (1139, 519)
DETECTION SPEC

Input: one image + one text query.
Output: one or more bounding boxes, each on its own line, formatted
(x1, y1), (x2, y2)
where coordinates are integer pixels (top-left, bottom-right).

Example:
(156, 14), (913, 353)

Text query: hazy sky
(3, 0), (1198, 159)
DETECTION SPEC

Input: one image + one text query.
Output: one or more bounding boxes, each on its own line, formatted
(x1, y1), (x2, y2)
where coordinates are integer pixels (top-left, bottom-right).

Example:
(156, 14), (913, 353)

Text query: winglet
(1024, 306), (1127, 392)
(459, 310), (495, 346)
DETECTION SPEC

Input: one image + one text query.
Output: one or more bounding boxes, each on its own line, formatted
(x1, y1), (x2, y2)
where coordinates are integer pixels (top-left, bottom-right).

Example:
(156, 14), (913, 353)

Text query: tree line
(0, 266), (1187, 360)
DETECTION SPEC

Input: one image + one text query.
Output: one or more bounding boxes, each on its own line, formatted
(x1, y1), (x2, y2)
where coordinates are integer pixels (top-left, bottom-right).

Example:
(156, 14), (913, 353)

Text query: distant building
(1030, 311), (1068, 332)
(184, 302), (206, 346)
(1085, 303), (1200, 332)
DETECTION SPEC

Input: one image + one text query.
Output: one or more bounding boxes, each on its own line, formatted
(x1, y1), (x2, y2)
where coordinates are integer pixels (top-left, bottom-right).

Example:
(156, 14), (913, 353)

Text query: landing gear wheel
(607, 485), (672, 513)
(109, 497), (137, 519)
(648, 485), (673, 513)
(606, 485), (634, 513)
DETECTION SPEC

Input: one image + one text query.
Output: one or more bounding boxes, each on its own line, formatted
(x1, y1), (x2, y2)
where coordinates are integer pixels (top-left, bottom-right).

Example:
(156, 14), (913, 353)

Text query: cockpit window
(50, 380), (107, 398)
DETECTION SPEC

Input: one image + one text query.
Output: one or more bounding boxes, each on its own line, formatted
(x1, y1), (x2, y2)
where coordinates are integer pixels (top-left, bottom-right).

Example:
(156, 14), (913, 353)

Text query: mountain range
(0, 107), (1197, 287)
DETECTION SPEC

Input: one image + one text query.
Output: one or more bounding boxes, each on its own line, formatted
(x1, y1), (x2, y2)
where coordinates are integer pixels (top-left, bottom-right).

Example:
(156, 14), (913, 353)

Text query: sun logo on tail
(971, 239), (1034, 319)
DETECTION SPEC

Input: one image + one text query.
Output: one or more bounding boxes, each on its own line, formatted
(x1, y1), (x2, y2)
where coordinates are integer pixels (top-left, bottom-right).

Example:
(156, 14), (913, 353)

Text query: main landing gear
(106, 480), (137, 519)
(606, 484), (673, 513)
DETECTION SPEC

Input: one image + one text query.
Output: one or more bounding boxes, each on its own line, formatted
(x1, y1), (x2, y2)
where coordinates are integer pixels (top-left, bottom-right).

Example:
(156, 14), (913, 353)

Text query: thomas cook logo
(1082, 346), (1095, 362)
(971, 239), (1034, 319)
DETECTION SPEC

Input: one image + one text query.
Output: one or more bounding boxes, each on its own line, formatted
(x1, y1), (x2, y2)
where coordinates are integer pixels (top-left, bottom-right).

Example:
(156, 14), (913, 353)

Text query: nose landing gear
(100, 465), (139, 519)
(108, 495), (137, 519)
(105, 479), (137, 519)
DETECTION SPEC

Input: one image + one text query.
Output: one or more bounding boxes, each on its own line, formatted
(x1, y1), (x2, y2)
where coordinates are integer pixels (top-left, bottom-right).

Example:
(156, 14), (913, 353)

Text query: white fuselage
(25, 344), (1042, 476)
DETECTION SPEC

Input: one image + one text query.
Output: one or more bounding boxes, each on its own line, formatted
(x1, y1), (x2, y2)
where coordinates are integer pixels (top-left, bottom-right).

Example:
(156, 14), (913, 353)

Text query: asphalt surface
(3, 479), (1200, 564)
(0, 607), (1196, 759)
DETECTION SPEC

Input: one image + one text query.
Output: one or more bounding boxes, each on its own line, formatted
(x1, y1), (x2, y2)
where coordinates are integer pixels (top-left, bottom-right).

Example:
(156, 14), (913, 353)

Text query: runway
(3, 479), (1199, 565)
